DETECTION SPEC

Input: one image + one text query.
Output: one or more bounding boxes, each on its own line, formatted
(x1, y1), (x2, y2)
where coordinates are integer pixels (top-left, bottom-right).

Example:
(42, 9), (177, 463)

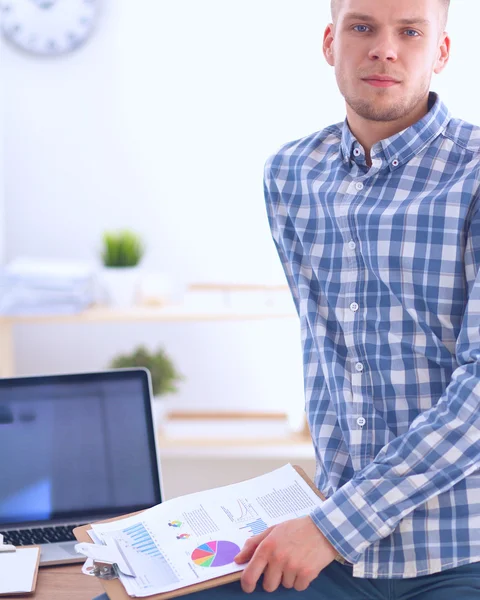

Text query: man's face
(324, 0), (449, 122)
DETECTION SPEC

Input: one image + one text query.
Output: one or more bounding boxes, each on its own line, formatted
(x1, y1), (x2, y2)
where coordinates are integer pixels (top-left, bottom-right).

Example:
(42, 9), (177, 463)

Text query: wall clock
(0, 0), (99, 56)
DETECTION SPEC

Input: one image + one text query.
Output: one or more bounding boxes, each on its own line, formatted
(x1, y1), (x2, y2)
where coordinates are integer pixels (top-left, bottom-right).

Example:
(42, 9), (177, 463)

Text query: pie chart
(191, 540), (240, 568)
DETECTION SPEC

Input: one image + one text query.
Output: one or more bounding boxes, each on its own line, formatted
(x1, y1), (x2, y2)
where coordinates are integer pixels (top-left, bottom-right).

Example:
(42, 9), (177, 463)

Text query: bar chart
(239, 518), (268, 536)
(123, 523), (162, 558)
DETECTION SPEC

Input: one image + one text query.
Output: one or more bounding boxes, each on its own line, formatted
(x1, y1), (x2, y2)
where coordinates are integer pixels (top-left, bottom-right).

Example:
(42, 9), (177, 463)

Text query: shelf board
(0, 304), (297, 325)
(156, 432), (315, 459)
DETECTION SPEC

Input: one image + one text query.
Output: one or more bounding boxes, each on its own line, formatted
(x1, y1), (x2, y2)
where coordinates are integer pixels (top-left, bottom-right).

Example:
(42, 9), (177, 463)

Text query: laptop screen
(0, 369), (162, 527)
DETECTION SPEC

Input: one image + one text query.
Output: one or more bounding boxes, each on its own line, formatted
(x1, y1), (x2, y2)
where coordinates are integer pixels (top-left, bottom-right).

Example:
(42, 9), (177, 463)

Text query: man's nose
(368, 36), (398, 61)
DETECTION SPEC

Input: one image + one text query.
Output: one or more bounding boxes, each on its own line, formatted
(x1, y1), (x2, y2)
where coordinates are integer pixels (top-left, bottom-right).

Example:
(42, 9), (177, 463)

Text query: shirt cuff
(309, 479), (393, 565)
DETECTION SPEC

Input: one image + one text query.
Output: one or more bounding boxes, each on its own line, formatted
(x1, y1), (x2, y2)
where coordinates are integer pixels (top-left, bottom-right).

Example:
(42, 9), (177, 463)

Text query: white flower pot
(102, 266), (141, 307)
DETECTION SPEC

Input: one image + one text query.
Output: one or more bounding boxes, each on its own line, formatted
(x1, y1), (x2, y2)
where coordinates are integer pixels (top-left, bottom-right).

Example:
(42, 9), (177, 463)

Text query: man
(94, 0), (480, 598)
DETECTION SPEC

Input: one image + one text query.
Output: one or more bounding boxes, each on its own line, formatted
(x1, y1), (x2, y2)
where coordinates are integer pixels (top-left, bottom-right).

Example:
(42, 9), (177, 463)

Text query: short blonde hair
(330, 0), (450, 30)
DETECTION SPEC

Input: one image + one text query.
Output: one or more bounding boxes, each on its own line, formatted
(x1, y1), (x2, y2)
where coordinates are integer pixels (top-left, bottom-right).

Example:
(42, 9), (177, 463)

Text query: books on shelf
(0, 257), (95, 315)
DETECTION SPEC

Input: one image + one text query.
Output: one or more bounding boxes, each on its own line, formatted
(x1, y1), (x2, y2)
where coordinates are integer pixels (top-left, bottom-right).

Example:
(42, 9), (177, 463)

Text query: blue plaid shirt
(264, 91), (480, 579)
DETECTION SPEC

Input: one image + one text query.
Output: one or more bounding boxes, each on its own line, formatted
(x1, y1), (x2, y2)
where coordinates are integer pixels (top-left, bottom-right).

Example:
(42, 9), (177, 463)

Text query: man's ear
(433, 32), (450, 75)
(323, 23), (335, 66)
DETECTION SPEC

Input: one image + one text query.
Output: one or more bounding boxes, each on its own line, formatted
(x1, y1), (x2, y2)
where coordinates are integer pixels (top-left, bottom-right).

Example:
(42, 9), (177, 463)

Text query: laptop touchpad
(59, 542), (80, 556)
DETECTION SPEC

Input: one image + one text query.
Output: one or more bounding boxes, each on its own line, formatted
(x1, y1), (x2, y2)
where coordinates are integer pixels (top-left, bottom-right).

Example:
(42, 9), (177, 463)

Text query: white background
(0, 0), (477, 418)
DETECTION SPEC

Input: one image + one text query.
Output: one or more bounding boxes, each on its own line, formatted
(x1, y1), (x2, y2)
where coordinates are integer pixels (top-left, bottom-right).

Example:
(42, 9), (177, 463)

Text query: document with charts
(75, 464), (326, 598)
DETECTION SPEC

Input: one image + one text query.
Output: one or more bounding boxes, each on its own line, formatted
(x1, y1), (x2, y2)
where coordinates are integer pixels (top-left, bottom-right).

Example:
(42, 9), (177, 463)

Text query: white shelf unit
(0, 283), (297, 377)
(156, 434), (316, 499)
(0, 283), (312, 496)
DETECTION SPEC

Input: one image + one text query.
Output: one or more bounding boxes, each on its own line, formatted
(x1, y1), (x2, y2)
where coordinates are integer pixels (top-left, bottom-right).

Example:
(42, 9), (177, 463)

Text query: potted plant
(108, 345), (184, 418)
(100, 229), (145, 307)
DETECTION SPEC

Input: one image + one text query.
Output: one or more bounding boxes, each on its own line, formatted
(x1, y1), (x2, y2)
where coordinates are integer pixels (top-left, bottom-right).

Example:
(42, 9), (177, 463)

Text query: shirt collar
(340, 91), (452, 171)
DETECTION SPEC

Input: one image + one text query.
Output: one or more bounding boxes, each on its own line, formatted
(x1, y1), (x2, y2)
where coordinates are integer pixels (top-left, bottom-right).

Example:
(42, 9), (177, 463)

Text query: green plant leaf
(101, 229), (145, 267)
(108, 345), (184, 397)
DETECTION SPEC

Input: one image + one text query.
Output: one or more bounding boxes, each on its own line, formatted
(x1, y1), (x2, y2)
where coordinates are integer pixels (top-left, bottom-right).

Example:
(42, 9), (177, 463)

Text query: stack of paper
(75, 464), (327, 598)
(0, 257), (95, 315)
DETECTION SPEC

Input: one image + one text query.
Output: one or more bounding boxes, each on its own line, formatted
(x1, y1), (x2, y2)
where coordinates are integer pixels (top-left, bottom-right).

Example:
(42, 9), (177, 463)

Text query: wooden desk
(2, 564), (104, 600)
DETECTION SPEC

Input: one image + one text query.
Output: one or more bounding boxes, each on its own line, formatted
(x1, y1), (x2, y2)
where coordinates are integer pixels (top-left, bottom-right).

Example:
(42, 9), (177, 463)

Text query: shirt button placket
(347, 179), (368, 443)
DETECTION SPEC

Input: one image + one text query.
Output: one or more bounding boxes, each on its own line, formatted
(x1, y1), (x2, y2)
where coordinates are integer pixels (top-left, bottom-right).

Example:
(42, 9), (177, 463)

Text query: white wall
(0, 39), (4, 266)
(2, 0), (478, 417)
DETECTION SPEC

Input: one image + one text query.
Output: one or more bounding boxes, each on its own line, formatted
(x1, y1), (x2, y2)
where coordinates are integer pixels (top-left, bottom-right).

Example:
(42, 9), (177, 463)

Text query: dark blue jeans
(93, 559), (480, 599)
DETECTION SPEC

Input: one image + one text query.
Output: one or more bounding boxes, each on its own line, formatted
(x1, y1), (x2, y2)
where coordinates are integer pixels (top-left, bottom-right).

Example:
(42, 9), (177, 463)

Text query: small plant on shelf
(101, 230), (145, 268)
(100, 230), (146, 306)
(108, 345), (184, 397)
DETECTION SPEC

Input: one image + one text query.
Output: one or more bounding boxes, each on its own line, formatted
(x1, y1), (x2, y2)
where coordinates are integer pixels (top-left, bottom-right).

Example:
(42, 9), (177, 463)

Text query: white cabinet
(157, 437), (316, 500)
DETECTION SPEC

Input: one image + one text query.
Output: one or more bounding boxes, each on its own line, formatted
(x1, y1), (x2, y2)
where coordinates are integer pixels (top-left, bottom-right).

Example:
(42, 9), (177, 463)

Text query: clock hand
(29, 0), (58, 9)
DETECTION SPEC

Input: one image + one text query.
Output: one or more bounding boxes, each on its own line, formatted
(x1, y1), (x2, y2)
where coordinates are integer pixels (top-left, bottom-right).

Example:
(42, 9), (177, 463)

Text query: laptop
(0, 368), (163, 566)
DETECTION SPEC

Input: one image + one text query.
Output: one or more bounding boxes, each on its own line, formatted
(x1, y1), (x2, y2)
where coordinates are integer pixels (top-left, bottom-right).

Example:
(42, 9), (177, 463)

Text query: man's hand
(234, 515), (338, 593)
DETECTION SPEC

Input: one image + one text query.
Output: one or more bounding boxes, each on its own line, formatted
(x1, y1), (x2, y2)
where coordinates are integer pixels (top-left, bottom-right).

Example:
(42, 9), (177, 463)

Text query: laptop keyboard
(0, 525), (84, 546)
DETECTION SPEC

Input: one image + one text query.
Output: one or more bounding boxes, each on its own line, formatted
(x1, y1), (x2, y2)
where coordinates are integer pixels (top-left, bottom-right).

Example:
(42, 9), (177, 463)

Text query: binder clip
(91, 560), (120, 580)
(75, 541), (135, 579)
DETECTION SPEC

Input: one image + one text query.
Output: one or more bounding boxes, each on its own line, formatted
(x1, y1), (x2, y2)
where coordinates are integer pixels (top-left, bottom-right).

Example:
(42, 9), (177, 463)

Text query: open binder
(74, 465), (349, 599)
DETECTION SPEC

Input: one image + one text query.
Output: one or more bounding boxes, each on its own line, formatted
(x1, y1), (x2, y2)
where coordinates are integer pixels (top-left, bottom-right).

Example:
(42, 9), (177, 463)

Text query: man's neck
(346, 94), (430, 167)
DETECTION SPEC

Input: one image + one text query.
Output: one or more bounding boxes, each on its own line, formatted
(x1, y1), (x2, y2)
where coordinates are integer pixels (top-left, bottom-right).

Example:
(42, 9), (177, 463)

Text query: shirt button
(348, 241), (356, 250)
(356, 417), (366, 427)
(355, 362), (364, 372)
(355, 182), (364, 191)
(353, 148), (361, 157)
(392, 158), (399, 167)
(350, 302), (359, 312)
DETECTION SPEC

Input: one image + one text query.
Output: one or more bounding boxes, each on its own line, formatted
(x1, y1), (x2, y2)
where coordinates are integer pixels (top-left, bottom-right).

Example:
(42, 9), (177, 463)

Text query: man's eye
(404, 29), (419, 36)
(353, 25), (370, 33)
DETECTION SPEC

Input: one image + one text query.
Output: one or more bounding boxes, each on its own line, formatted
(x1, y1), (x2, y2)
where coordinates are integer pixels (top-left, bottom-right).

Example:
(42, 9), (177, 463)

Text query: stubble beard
(342, 83), (429, 123)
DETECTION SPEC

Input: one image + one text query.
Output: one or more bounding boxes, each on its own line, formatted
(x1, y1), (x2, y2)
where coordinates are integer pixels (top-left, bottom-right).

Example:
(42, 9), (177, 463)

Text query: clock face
(0, 0), (99, 56)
